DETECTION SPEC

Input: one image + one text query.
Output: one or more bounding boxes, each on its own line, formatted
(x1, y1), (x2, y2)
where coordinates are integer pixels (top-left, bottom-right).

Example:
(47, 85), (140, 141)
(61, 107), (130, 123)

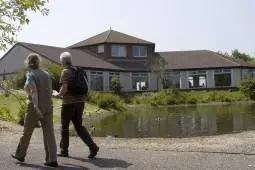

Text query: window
(97, 45), (104, 53)
(243, 69), (255, 79)
(163, 72), (180, 89)
(133, 46), (147, 57)
(109, 72), (120, 90)
(111, 45), (126, 57)
(214, 69), (231, 87)
(132, 72), (149, 91)
(90, 72), (104, 91)
(169, 72), (181, 88)
(188, 71), (207, 88)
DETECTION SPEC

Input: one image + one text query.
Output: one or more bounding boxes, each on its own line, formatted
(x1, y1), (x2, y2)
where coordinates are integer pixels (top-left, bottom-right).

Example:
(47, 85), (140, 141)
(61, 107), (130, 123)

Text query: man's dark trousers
(60, 102), (95, 154)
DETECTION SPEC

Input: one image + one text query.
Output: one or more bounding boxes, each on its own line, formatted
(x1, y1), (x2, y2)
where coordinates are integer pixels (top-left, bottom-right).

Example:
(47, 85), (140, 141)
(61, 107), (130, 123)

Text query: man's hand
(52, 90), (62, 99)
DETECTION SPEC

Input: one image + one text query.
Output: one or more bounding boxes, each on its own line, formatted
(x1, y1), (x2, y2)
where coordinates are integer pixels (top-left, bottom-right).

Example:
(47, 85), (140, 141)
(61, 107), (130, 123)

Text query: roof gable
(68, 29), (154, 48)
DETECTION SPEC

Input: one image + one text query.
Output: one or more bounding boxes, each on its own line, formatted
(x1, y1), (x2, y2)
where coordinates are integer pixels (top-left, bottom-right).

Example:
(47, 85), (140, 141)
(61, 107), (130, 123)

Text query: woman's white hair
(60, 51), (72, 65)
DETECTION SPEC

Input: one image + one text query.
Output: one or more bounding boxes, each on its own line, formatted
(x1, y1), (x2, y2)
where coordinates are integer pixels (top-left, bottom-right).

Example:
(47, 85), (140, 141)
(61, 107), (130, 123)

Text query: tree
(149, 53), (169, 90)
(231, 49), (252, 62)
(0, 0), (49, 51)
(240, 78), (255, 100)
(110, 77), (122, 95)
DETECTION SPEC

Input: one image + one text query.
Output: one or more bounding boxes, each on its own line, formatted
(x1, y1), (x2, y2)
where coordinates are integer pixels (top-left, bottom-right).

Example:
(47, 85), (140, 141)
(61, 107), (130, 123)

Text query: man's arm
(58, 83), (67, 97)
(57, 69), (69, 97)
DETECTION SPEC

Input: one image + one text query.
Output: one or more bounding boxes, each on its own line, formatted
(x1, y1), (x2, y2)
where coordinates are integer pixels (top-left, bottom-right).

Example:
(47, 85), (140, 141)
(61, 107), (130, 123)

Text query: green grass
(0, 91), (105, 124)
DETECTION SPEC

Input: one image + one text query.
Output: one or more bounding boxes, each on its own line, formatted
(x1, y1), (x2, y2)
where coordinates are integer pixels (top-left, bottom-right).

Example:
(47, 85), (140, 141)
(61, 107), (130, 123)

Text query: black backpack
(67, 66), (88, 96)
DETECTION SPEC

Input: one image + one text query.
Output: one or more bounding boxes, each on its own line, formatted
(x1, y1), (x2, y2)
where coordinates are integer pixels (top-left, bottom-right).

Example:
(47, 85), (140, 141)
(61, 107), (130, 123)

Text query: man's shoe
(44, 161), (58, 167)
(11, 154), (24, 162)
(88, 145), (99, 159)
(57, 152), (69, 157)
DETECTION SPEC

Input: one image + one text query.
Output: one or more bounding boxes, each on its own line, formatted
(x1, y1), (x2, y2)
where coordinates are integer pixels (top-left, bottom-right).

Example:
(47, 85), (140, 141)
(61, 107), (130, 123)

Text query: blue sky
(1, 0), (255, 57)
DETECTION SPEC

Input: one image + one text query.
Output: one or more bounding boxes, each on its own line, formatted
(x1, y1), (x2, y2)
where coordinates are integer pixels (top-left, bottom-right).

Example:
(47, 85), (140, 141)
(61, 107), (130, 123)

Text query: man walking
(56, 51), (99, 158)
(11, 53), (58, 167)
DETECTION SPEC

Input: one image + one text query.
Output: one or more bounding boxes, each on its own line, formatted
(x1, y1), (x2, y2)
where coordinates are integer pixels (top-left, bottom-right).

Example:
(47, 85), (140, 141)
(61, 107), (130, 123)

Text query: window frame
(132, 46), (147, 57)
(188, 70), (207, 88)
(131, 72), (149, 91)
(111, 45), (127, 57)
(214, 69), (232, 87)
(97, 45), (104, 53)
(90, 71), (104, 91)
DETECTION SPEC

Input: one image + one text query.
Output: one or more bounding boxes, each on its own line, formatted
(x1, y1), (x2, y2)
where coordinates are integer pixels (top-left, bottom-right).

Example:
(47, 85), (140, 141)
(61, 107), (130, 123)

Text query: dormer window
(97, 45), (104, 53)
(111, 45), (126, 57)
(133, 46), (147, 57)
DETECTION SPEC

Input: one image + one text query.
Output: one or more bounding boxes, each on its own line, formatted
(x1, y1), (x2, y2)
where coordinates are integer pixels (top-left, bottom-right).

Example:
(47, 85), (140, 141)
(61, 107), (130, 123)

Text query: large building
(0, 29), (255, 91)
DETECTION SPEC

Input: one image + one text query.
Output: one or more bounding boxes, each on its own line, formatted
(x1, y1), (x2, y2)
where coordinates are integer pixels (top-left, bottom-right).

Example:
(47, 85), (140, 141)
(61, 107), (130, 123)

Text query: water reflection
(89, 103), (255, 138)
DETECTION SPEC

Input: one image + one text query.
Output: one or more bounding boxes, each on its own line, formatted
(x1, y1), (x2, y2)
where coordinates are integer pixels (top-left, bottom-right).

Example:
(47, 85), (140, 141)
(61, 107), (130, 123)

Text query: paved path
(1, 121), (255, 170)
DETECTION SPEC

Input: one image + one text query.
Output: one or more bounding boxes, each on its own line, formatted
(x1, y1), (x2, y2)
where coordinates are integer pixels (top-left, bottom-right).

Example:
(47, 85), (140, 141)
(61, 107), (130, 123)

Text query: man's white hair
(60, 51), (72, 65)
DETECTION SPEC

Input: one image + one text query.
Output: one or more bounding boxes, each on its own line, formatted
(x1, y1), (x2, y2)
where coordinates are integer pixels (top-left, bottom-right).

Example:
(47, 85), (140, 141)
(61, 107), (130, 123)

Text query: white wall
(180, 71), (188, 89)
(120, 72), (132, 91)
(103, 72), (109, 91)
(232, 68), (241, 87)
(149, 72), (158, 91)
(206, 70), (215, 88)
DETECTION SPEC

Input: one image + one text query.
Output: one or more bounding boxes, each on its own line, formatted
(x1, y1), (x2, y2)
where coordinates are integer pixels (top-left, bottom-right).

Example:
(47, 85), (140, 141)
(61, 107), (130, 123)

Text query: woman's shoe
(11, 154), (25, 162)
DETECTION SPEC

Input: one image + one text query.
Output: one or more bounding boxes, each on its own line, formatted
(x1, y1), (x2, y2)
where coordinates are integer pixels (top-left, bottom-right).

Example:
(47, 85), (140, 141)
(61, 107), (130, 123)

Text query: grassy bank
(130, 90), (250, 105)
(0, 91), (110, 124)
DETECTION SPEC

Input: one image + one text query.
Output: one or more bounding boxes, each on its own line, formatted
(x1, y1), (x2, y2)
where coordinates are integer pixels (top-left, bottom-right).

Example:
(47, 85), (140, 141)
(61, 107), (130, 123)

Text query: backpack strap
(66, 66), (77, 72)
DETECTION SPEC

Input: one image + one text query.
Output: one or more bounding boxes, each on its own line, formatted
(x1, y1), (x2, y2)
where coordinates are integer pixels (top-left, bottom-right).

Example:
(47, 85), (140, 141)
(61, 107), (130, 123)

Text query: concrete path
(1, 120), (255, 170)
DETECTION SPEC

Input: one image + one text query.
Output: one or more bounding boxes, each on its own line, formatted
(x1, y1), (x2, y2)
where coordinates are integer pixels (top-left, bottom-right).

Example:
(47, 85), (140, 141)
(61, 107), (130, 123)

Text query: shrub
(0, 105), (15, 122)
(185, 95), (198, 104)
(88, 92), (125, 111)
(17, 103), (27, 126)
(110, 77), (122, 95)
(240, 78), (255, 100)
(130, 89), (249, 106)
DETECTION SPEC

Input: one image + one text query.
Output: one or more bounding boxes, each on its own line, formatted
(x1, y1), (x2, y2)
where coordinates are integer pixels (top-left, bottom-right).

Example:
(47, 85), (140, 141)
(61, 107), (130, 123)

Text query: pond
(85, 103), (255, 138)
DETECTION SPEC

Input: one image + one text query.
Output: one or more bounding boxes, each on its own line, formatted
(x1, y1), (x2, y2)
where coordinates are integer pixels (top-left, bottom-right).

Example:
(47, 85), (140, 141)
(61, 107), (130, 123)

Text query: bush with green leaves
(88, 91), (125, 111)
(130, 89), (248, 106)
(0, 105), (15, 122)
(110, 77), (122, 95)
(17, 103), (27, 126)
(240, 78), (255, 100)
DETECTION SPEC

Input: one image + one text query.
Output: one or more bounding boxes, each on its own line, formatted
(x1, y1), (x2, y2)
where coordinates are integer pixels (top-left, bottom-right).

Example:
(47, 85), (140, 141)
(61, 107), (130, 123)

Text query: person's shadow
(69, 156), (132, 168)
(17, 162), (90, 170)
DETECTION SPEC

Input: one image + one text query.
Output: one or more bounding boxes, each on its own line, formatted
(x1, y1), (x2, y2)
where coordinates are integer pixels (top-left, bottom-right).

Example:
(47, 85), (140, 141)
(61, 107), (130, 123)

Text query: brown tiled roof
(68, 29), (155, 48)
(158, 50), (255, 70)
(18, 42), (123, 70)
